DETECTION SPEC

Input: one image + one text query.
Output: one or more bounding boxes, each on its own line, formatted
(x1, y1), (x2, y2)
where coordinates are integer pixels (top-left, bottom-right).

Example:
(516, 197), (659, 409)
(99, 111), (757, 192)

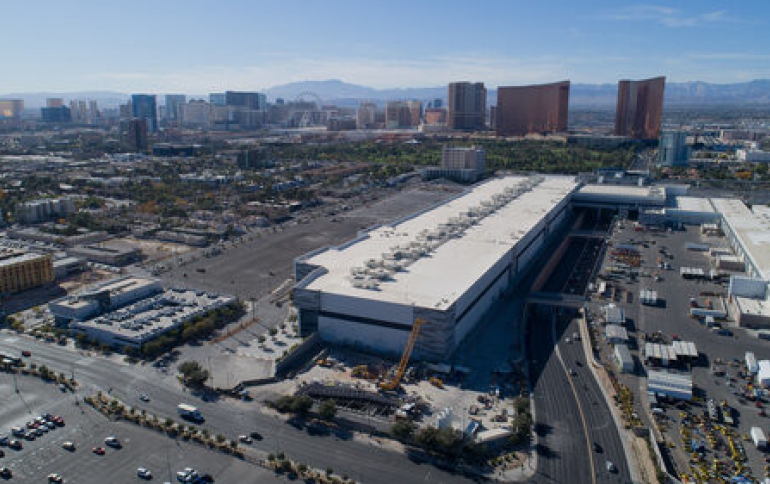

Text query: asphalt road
(527, 312), (631, 484)
(557, 318), (632, 484)
(0, 334), (480, 484)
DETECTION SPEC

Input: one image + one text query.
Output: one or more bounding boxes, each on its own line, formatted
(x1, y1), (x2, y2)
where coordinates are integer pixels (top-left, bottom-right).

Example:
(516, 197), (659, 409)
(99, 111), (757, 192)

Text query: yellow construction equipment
(429, 377), (444, 388)
(379, 318), (425, 391)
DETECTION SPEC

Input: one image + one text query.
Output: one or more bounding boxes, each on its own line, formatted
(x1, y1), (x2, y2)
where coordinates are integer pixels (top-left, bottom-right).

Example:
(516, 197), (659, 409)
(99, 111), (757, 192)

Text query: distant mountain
(265, 79), (770, 107)
(5, 79), (770, 109)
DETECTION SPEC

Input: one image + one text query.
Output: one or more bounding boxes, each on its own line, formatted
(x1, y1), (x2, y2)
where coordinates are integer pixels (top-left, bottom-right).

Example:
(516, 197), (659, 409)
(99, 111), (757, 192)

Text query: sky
(3, 0), (770, 94)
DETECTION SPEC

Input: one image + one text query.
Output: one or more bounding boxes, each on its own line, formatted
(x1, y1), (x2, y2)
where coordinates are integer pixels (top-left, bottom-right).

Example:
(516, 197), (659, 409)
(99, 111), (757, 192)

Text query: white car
(606, 460), (617, 473)
(137, 467), (152, 479)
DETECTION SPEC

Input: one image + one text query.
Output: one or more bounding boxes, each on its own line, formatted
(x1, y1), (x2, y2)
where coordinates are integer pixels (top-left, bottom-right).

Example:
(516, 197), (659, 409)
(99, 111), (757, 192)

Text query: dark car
(249, 431), (263, 441)
(593, 442), (603, 453)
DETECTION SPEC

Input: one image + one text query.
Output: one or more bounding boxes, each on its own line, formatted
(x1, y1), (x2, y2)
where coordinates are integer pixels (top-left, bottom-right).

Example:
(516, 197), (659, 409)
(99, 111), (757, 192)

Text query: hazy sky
(4, 0), (770, 93)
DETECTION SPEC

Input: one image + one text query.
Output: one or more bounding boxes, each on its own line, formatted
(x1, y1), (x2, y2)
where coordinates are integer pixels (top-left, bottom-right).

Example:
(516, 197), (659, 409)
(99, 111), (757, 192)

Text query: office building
(424, 108), (447, 125)
(209, 93), (226, 106)
(407, 101), (422, 126)
(46, 98), (64, 108)
(88, 100), (100, 123)
(356, 102), (377, 129)
(225, 91), (266, 110)
(181, 100), (211, 127)
(0, 99), (24, 118)
(69, 100), (88, 123)
(423, 146), (486, 183)
(0, 249), (54, 295)
(164, 94), (186, 121)
(385, 101), (415, 128)
(658, 130), (690, 166)
(120, 118), (149, 152)
(131, 94), (158, 133)
(496, 81), (570, 136)
(49, 276), (236, 347)
(40, 106), (72, 123)
(294, 176), (577, 359)
(447, 82), (486, 130)
(615, 76), (666, 140)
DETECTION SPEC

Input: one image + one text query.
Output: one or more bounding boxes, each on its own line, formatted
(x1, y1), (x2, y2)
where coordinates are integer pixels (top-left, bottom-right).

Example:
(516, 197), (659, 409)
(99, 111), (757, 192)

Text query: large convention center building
(293, 176), (578, 360)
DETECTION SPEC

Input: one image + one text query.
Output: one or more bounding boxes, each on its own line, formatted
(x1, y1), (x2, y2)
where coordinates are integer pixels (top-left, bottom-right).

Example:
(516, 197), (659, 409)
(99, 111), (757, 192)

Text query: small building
(68, 241), (141, 266)
(685, 242), (709, 252)
(53, 256), (87, 279)
(614, 344), (634, 373)
(605, 324), (629, 344)
(746, 352), (758, 374)
(640, 289), (658, 306)
(757, 360), (770, 386)
(475, 428), (513, 446)
(644, 342), (678, 367)
(603, 304), (626, 325)
(670, 341), (698, 362)
(647, 370), (692, 401)
(716, 255), (745, 272)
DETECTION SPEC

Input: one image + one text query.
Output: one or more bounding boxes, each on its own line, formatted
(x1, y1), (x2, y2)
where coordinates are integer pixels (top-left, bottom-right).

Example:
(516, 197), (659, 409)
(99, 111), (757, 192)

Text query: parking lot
(0, 375), (282, 483)
(588, 218), (770, 482)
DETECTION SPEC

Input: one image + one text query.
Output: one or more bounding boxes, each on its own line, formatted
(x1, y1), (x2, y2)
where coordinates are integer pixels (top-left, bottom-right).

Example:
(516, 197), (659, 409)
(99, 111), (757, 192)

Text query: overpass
(526, 291), (587, 308)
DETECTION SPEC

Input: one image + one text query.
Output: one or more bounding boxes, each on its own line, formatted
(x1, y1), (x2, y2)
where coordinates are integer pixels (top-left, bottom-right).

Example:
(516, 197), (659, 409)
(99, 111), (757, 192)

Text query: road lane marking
(552, 315), (597, 484)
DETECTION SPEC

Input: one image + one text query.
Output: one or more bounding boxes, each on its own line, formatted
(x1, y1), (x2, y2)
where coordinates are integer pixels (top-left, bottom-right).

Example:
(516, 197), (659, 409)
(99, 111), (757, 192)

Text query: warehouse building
(293, 176), (578, 359)
(713, 199), (770, 328)
(0, 249), (54, 295)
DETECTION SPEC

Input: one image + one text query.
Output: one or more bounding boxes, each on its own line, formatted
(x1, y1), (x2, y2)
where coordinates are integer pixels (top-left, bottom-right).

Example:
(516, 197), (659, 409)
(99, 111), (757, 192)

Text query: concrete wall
(317, 315), (410, 356)
(320, 293), (414, 327)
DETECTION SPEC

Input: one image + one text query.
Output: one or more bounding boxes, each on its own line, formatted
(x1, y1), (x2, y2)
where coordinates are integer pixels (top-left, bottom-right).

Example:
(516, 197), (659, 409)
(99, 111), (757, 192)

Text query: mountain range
(5, 79), (770, 109)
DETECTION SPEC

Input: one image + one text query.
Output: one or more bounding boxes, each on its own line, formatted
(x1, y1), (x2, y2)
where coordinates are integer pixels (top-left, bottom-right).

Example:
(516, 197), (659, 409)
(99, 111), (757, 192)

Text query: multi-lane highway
(0, 333), (477, 484)
(527, 312), (632, 484)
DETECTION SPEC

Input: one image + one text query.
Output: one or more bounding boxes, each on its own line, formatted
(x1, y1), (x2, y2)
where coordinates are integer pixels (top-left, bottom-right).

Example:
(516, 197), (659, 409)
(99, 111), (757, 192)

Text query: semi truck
(177, 404), (204, 422)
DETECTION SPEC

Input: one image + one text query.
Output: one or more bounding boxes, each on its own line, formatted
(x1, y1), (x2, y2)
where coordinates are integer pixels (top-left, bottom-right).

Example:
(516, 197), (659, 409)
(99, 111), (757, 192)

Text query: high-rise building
(658, 130), (690, 166)
(224, 91), (266, 110)
(164, 94), (186, 121)
(46, 98), (64, 108)
(495, 81), (570, 137)
(407, 101), (422, 126)
(69, 100), (88, 123)
(88, 100), (100, 123)
(615, 76), (666, 140)
(181, 100), (211, 127)
(40, 106), (71, 123)
(0, 249), (54, 295)
(424, 108), (447, 125)
(385, 101), (414, 128)
(0, 99), (24, 118)
(131, 94), (158, 133)
(209, 93), (226, 106)
(120, 118), (149, 152)
(356, 101), (377, 129)
(447, 82), (486, 130)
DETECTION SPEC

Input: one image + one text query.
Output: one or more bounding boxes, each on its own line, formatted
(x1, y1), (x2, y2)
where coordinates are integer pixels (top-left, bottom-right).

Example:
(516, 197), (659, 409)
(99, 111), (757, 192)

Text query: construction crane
(379, 318), (426, 391)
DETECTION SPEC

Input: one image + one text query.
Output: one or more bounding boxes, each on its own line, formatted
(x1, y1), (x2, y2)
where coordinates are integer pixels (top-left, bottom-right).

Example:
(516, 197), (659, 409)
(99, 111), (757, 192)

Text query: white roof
(575, 184), (666, 204)
(647, 370), (692, 397)
(301, 176), (577, 309)
(674, 196), (716, 214)
(671, 340), (698, 358)
(605, 324), (628, 341)
(711, 198), (770, 280)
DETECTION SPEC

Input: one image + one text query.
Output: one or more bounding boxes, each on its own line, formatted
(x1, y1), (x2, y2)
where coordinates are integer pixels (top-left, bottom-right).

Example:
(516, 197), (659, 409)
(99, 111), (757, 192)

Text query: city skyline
(2, 0), (770, 93)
